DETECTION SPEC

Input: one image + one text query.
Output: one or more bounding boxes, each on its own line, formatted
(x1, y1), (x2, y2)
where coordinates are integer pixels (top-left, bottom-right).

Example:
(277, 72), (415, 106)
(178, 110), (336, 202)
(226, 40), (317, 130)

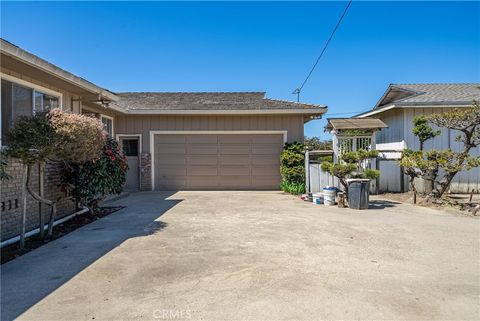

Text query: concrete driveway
(1, 191), (479, 320)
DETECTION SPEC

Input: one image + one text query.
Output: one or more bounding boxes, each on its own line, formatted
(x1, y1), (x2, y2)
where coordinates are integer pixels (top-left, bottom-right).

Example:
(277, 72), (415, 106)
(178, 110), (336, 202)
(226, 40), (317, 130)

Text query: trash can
(347, 179), (370, 210)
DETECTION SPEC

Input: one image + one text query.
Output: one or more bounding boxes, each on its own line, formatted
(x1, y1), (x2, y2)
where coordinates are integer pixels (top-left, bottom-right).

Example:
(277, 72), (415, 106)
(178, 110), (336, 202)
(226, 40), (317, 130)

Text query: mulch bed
(1, 206), (124, 265)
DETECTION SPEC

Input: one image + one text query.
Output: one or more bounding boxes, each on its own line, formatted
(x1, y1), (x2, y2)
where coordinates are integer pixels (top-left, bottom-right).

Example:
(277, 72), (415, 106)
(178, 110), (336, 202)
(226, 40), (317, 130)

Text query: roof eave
(125, 108), (327, 115)
(0, 39), (118, 102)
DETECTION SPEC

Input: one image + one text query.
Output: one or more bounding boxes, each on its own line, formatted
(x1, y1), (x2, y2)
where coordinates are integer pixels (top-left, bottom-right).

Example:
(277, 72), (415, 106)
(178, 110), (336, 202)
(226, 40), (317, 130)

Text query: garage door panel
(219, 175), (251, 187)
(252, 144), (282, 154)
(189, 156), (218, 165)
(155, 135), (186, 144)
(219, 144), (251, 154)
(220, 155), (250, 165)
(154, 133), (282, 190)
(156, 156), (187, 165)
(252, 134), (283, 144)
(188, 135), (218, 143)
(156, 144), (186, 154)
(188, 144), (218, 154)
(219, 165), (250, 175)
(188, 176), (219, 188)
(219, 135), (251, 144)
(188, 165), (218, 175)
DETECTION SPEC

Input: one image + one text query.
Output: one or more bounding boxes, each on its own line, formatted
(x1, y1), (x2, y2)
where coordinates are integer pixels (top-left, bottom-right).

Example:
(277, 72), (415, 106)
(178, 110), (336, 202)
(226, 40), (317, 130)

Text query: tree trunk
(409, 176), (417, 204)
(38, 162), (45, 238)
(340, 178), (349, 200)
(47, 203), (57, 237)
(19, 164), (28, 249)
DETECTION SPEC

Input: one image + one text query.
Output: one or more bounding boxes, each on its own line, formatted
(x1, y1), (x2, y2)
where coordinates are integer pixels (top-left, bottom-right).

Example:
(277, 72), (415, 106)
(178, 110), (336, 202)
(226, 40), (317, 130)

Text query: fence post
(305, 150), (310, 193)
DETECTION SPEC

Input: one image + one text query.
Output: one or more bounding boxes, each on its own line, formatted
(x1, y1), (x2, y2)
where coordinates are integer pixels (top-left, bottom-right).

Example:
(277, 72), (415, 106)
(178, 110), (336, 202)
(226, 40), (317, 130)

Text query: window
(1, 76), (61, 145)
(122, 139), (139, 156)
(101, 116), (113, 137)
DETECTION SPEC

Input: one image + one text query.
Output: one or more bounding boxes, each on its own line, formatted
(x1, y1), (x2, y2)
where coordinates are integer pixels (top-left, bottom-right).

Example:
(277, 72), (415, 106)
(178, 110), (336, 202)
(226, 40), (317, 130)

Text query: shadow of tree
(0, 191), (180, 321)
(368, 200), (401, 210)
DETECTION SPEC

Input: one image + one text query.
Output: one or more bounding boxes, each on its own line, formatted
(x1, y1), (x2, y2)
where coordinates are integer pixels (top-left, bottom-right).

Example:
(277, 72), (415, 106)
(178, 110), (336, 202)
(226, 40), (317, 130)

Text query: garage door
(153, 134), (283, 190)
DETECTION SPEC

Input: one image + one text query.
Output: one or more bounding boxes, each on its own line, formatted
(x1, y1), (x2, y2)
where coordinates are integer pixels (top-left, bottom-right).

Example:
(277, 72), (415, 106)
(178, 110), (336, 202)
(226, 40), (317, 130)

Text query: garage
(153, 132), (284, 190)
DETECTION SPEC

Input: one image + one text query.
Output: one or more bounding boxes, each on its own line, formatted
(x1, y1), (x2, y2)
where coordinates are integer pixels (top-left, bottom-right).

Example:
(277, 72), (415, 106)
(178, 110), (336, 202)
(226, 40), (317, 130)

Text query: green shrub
(280, 181), (305, 195)
(280, 142), (305, 194)
(61, 138), (128, 213)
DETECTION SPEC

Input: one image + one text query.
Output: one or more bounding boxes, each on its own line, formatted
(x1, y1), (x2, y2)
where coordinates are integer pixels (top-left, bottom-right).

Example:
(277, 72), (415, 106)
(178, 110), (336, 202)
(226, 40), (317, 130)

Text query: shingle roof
(378, 83), (480, 107)
(325, 118), (388, 131)
(116, 92), (326, 111)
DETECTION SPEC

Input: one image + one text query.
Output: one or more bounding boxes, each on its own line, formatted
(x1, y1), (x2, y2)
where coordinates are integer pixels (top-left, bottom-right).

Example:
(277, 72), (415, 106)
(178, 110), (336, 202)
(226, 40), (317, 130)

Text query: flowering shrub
(49, 109), (105, 164)
(61, 138), (128, 212)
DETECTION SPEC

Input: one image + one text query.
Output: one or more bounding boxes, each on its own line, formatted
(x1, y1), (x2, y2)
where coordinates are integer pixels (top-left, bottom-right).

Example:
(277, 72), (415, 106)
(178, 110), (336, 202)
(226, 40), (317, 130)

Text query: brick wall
(1, 158), (76, 242)
(140, 152), (151, 191)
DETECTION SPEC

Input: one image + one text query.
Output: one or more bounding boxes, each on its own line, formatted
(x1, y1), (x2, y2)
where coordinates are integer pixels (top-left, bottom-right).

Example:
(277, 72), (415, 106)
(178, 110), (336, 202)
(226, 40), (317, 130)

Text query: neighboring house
(356, 83), (480, 193)
(0, 39), (326, 242)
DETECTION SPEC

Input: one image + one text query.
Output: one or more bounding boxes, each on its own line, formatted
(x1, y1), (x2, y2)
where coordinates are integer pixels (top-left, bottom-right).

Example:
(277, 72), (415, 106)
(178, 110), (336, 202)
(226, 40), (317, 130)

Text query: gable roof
(115, 92), (327, 115)
(357, 83), (480, 118)
(376, 83), (480, 108)
(325, 118), (387, 131)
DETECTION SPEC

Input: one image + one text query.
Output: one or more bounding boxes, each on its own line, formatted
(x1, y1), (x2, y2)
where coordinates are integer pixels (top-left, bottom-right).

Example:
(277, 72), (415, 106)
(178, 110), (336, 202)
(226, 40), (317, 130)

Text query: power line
(293, 0), (353, 102)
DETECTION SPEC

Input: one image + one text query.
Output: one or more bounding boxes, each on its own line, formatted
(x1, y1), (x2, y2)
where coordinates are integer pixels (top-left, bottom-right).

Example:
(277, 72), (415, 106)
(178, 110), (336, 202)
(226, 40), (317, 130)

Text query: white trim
(149, 130), (288, 191)
(357, 104), (474, 118)
(100, 114), (114, 137)
(116, 134), (142, 190)
(127, 109), (326, 115)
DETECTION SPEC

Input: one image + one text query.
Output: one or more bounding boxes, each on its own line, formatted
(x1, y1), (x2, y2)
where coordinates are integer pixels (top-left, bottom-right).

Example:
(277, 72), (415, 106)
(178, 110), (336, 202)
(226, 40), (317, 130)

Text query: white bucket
(323, 187), (336, 206)
(312, 193), (324, 205)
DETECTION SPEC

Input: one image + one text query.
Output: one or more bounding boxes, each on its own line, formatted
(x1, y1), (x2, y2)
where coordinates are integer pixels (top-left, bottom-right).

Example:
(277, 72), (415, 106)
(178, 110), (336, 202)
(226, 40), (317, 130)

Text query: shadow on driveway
(368, 200), (401, 210)
(0, 191), (180, 321)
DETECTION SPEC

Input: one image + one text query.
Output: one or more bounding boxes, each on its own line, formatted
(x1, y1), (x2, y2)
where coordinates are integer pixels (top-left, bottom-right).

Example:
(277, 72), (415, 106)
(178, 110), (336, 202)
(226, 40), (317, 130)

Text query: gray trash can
(347, 179), (370, 210)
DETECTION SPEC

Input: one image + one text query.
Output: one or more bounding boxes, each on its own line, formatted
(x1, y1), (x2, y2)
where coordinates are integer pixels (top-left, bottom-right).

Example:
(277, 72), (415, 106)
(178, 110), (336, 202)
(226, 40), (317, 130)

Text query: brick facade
(140, 152), (151, 191)
(1, 158), (76, 241)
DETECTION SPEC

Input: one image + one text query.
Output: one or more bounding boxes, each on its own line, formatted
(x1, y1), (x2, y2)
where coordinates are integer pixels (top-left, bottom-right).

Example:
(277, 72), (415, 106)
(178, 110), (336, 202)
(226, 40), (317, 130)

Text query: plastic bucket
(312, 193), (324, 205)
(323, 187), (336, 206)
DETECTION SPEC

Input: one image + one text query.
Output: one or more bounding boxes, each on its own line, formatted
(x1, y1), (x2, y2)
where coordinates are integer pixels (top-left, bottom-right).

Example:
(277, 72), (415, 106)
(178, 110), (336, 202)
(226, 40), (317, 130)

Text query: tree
(398, 149), (436, 204)
(412, 116), (441, 193)
(304, 136), (333, 150)
(321, 149), (380, 199)
(61, 138), (128, 214)
(6, 110), (105, 246)
(425, 102), (480, 200)
(412, 116), (441, 151)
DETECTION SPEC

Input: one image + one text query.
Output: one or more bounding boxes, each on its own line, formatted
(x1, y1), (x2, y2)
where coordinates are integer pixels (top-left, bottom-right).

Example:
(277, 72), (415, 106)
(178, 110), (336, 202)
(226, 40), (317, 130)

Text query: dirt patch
(375, 192), (480, 216)
(1, 206), (123, 264)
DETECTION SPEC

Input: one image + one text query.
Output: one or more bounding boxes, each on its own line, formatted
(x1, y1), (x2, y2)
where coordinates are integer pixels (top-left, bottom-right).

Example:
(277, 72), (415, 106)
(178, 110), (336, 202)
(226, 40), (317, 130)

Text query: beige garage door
(153, 134), (283, 190)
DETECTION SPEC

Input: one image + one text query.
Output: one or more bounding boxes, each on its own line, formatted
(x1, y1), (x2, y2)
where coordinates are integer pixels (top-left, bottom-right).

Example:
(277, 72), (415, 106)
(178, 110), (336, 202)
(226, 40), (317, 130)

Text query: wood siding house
(1, 39), (326, 242)
(356, 84), (480, 193)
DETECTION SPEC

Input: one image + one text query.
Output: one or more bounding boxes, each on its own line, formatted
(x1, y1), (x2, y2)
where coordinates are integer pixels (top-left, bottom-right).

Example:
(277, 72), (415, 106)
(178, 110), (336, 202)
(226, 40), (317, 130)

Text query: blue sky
(1, 1), (479, 138)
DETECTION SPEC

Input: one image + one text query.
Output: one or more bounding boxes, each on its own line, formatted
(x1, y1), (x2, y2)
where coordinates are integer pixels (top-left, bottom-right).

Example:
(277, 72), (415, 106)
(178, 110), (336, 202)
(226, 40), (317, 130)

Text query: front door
(120, 137), (140, 190)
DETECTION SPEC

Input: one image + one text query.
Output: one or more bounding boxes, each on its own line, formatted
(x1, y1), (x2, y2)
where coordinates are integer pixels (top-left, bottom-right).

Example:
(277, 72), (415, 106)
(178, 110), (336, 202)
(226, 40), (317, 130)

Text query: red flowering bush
(61, 138), (128, 213)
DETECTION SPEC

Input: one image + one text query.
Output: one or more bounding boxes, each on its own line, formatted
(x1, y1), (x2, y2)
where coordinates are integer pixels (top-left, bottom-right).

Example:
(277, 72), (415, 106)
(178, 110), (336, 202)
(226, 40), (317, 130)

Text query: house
(0, 39), (326, 242)
(356, 83), (480, 193)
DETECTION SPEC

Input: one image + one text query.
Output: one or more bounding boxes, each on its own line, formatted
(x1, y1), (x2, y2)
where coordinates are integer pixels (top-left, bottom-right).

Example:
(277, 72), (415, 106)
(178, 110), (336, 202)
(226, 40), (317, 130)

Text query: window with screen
(122, 139), (139, 156)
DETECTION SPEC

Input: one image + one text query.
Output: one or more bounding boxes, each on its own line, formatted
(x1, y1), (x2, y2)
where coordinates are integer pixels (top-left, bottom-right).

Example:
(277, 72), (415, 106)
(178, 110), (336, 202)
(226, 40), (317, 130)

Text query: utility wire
(325, 110), (365, 116)
(293, 0), (353, 101)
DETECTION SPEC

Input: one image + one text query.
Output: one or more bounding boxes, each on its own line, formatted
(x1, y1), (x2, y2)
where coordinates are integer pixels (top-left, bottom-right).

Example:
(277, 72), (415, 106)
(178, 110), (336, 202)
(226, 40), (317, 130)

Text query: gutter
(356, 104), (475, 118)
(0, 207), (89, 248)
(125, 108), (327, 115)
